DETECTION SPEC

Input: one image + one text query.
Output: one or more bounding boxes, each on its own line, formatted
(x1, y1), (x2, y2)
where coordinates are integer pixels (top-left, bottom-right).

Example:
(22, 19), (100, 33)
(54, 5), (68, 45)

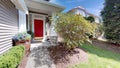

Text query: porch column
(18, 10), (27, 32)
(46, 12), (58, 45)
(49, 12), (57, 36)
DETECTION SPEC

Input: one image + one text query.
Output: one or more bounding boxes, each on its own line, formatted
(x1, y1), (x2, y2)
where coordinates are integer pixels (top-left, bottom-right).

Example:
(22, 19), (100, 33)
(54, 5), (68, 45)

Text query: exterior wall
(0, 0), (18, 54)
(76, 10), (86, 17)
(94, 17), (100, 23)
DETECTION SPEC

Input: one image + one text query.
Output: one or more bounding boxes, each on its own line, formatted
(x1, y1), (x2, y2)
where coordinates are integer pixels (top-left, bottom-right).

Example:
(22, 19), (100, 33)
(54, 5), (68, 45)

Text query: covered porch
(25, 0), (65, 42)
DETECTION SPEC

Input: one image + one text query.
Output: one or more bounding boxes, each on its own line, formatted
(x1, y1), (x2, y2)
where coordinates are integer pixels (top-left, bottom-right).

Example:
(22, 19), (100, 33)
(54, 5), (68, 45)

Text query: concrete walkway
(25, 42), (56, 68)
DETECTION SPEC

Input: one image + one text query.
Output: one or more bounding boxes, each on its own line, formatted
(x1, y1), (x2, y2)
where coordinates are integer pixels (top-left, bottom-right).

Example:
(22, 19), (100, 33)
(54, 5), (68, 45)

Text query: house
(68, 6), (101, 23)
(68, 6), (103, 38)
(0, 0), (65, 54)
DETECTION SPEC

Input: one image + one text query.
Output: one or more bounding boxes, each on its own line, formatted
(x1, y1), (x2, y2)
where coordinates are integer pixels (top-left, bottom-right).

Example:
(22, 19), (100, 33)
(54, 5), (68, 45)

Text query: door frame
(31, 13), (46, 40)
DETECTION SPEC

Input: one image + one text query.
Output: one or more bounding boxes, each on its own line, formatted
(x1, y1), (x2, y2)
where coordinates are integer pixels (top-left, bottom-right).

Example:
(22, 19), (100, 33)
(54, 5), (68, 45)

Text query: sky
(50, 0), (104, 17)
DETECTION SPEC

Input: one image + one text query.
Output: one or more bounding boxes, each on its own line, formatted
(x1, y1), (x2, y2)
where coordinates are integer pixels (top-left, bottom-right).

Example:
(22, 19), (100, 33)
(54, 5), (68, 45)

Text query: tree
(84, 16), (95, 23)
(53, 13), (95, 49)
(101, 0), (120, 43)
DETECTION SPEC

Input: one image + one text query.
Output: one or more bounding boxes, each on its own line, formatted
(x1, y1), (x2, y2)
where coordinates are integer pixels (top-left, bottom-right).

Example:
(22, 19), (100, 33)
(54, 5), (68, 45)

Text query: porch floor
(25, 41), (56, 68)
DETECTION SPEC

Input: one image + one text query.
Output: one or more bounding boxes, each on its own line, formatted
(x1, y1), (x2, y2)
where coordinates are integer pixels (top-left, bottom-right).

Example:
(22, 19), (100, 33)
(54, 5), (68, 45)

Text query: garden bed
(48, 44), (88, 68)
(92, 39), (120, 53)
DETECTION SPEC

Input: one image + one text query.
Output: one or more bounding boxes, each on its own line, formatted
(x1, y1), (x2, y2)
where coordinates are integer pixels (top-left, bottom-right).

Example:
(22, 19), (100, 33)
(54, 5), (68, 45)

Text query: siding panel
(0, 0), (18, 54)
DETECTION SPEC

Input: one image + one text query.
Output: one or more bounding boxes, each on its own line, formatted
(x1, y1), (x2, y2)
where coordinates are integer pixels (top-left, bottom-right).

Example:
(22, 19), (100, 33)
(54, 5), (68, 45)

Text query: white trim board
(31, 13), (46, 40)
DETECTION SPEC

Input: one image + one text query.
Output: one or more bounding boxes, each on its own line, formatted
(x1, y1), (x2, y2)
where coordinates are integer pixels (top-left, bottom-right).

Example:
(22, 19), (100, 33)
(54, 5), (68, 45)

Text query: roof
(74, 6), (86, 10)
(68, 6), (87, 13)
(68, 6), (100, 18)
(30, 0), (65, 11)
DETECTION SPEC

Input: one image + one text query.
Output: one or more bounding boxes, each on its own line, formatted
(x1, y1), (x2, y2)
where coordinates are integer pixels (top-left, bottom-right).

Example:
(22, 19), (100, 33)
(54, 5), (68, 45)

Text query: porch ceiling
(11, 0), (28, 14)
(25, 0), (65, 16)
(28, 7), (51, 15)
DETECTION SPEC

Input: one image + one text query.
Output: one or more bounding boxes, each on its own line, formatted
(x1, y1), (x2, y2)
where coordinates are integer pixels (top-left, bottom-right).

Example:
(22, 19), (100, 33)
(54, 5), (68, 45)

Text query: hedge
(0, 45), (25, 68)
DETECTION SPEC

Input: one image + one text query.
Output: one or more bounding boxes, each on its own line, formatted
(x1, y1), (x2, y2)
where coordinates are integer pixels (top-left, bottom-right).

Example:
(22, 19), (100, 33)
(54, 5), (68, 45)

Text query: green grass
(69, 43), (120, 68)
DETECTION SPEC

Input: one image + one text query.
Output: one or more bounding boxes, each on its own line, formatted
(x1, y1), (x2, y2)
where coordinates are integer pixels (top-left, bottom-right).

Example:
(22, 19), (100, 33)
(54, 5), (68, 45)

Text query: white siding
(0, 0), (18, 54)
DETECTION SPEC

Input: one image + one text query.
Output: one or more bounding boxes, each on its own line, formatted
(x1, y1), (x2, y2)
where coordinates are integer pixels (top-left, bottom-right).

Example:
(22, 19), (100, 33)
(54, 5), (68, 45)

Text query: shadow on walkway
(25, 42), (55, 68)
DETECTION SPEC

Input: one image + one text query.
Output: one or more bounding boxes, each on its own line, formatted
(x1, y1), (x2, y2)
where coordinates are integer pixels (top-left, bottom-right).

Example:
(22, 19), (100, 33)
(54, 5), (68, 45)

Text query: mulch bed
(92, 39), (120, 53)
(48, 44), (88, 68)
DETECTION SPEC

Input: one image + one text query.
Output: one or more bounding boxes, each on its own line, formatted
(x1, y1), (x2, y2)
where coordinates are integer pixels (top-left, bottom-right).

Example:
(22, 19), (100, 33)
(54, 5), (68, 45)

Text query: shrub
(0, 45), (25, 68)
(84, 16), (95, 23)
(13, 32), (31, 42)
(53, 13), (95, 49)
(27, 31), (34, 39)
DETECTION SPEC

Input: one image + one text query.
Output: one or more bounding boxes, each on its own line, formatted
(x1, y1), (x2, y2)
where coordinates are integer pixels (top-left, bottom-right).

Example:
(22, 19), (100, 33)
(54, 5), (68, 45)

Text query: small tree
(53, 13), (95, 49)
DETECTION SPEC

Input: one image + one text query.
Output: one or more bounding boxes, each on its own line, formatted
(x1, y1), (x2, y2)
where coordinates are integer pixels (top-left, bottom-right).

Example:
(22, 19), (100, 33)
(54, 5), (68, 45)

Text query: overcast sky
(50, 0), (104, 17)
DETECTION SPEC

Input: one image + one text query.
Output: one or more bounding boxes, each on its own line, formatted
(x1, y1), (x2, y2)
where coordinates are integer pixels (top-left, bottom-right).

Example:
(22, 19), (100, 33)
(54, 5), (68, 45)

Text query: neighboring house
(68, 6), (101, 23)
(68, 6), (103, 38)
(0, 0), (64, 54)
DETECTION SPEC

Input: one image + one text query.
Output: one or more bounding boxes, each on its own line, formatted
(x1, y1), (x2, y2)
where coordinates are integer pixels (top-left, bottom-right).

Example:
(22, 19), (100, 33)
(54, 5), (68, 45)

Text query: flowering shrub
(13, 32), (31, 42)
(53, 13), (95, 49)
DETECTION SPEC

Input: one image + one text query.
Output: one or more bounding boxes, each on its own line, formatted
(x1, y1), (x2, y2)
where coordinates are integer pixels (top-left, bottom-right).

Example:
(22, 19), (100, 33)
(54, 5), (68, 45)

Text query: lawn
(69, 43), (120, 68)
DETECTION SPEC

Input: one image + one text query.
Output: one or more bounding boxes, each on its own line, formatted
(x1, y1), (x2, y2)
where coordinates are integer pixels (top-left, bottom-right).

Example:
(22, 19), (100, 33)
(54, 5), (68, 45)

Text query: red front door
(34, 19), (43, 38)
